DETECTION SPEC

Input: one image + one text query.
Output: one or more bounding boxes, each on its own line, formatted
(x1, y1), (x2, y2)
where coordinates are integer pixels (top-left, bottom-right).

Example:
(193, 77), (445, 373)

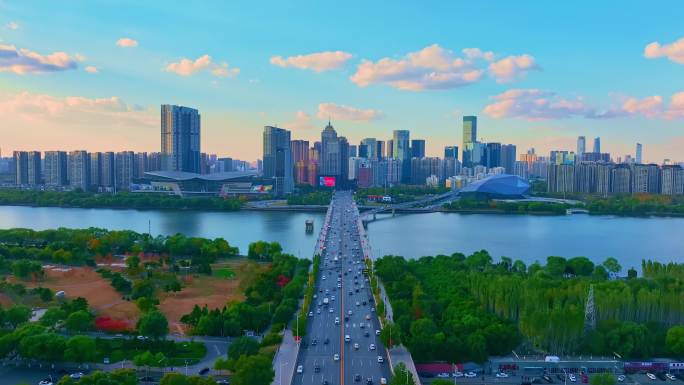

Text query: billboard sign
(319, 176), (336, 187)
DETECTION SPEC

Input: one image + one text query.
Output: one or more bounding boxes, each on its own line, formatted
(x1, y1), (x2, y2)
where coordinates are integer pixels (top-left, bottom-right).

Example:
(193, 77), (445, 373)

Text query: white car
(376, 329), (381, 336)
(354, 343), (359, 350)
(335, 317), (340, 324)
(39, 381), (53, 385)
(437, 373), (450, 378)
(69, 373), (84, 379)
(296, 365), (303, 374)
(617, 375), (625, 382)
(569, 374), (577, 382)
(370, 343), (376, 350)
(646, 373), (656, 380)
(666, 374), (676, 381)
(329, 308), (333, 313)
(345, 335), (351, 342)
(496, 372), (509, 378)
(348, 310), (353, 315)
(452, 372), (464, 378)
(377, 356), (384, 363)
(334, 354), (340, 361)
(465, 372), (477, 378)
(308, 311), (313, 317)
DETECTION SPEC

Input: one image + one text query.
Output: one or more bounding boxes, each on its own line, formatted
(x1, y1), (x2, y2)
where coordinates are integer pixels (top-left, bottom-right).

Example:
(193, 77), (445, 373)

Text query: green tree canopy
(137, 310), (169, 340)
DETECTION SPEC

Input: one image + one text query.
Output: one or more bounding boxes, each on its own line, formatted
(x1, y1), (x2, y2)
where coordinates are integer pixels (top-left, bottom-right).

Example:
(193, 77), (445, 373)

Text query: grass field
(212, 267), (235, 279)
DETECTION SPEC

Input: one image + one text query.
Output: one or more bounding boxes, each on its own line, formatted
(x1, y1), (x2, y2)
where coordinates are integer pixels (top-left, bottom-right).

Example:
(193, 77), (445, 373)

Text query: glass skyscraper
(263, 126), (293, 195)
(161, 104), (201, 173)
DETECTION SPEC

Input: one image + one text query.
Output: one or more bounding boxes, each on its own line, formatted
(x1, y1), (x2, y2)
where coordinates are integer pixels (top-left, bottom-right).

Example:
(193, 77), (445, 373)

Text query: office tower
(577, 136), (586, 161)
(68, 151), (90, 190)
(636, 143), (643, 164)
(101, 152), (115, 188)
(339, 136), (350, 186)
(464, 141), (485, 167)
(411, 139), (426, 159)
(321, 121), (341, 177)
(462, 115), (477, 160)
(485, 142), (502, 168)
(393, 130), (411, 183)
(44, 151), (68, 186)
(291, 140), (310, 163)
(593, 137), (601, 153)
(514, 161), (529, 179)
(115, 151), (136, 191)
(161, 104), (201, 173)
(376, 141), (386, 160)
(386, 158), (401, 185)
(147, 152), (162, 172)
(13, 151), (28, 185)
(348, 145), (357, 158)
(444, 146), (459, 159)
(387, 140), (394, 159)
(611, 165), (631, 193)
(199, 153), (210, 174)
(308, 146), (320, 163)
(217, 158), (234, 172)
(360, 138), (378, 160)
(263, 126), (294, 195)
(90, 152), (103, 188)
(27, 151), (41, 186)
(501, 144), (517, 174)
(410, 157), (442, 185)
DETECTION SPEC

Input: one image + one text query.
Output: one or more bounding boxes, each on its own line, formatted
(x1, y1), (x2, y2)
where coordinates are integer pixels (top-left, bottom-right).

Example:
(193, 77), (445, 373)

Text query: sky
(1, 0), (684, 163)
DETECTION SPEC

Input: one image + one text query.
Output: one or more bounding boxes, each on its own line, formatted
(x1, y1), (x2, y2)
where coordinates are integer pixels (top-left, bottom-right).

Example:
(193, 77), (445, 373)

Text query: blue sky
(1, 0), (684, 162)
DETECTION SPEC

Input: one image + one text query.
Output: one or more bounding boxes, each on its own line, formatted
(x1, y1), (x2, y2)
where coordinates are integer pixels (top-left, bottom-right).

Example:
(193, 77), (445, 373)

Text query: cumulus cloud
(489, 54), (540, 83)
(270, 51), (353, 72)
(644, 36), (684, 64)
(483, 89), (590, 120)
(85, 66), (98, 73)
(116, 37), (138, 48)
(0, 44), (77, 74)
(74, 53), (87, 62)
(462, 48), (495, 61)
(484, 89), (684, 120)
(317, 103), (384, 121)
(285, 111), (316, 131)
(165, 54), (239, 77)
(4, 21), (19, 30)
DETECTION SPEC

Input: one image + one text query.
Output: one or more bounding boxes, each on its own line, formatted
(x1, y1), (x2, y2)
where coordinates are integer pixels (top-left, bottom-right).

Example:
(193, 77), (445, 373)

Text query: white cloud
(165, 55), (239, 77)
(621, 95), (663, 118)
(0, 44), (77, 74)
(285, 111), (316, 131)
(644, 36), (684, 64)
(489, 54), (540, 83)
(270, 51), (353, 72)
(483, 89), (590, 120)
(317, 103), (384, 121)
(74, 53), (87, 62)
(351, 44), (484, 91)
(5, 21), (19, 30)
(462, 48), (495, 61)
(116, 37), (138, 48)
(664, 92), (684, 119)
(85, 66), (98, 73)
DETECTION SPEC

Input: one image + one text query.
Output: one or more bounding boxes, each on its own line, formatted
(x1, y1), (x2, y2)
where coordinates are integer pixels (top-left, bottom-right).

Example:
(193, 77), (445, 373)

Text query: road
(294, 190), (391, 385)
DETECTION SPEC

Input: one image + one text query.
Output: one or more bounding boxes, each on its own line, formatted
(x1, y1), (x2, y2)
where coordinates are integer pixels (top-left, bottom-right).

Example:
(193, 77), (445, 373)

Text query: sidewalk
(271, 329), (299, 385)
(389, 346), (422, 385)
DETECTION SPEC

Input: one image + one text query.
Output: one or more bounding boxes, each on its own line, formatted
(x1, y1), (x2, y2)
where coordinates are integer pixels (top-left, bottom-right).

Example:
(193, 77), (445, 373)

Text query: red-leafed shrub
(276, 274), (291, 288)
(95, 316), (130, 332)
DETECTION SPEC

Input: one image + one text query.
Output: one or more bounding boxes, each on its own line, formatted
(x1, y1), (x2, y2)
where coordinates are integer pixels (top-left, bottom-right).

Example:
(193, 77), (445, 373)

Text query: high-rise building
(291, 140), (310, 163)
(386, 140), (394, 159)
(593, 137), (601, 153)
(636, 143), (643, 164)
(90, 152), (103, 188)
(263, 126), (294, 195)
(161, 104), (201, 173)
(485, 143), (502, 168)
(348, 145), (357, 158)
(462, 116), (477, 149)
(444, 146), (459, 159)
(27, 151), (41, 186)
(611, 165), (631, 193)
(68, 151), (90, 190)
(115, 151), (136, 191)
(577, 136), (586, 161)
(321, 121), (341, 177)
(13, 151), (28, 185)
(360, 138), (378, 160)
(393, 130), (411, 183)
(147, 152), (162, 172)
(44, 151), (68, 186)
(501, 144), (517, 174)
(376, 140), (386, 160)
(101, 152), (115, 188)
(411, 139), (426, 159)
(135, 152), (148, 178)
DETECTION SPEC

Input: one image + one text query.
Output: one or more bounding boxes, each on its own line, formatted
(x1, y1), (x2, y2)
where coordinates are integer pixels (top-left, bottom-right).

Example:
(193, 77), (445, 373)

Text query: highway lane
(294, 191), (390, 385)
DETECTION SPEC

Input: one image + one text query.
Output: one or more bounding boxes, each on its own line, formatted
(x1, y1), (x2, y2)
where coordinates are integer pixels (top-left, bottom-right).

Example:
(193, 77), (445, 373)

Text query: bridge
(360, 189), (460, 223)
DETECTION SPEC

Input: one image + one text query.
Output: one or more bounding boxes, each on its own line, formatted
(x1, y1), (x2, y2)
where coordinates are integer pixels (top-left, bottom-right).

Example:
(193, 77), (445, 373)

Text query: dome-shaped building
(459, 174), (530, 199)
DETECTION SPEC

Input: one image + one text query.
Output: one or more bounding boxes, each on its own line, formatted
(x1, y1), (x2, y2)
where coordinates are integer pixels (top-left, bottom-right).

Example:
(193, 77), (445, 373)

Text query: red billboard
(319, 176), (336, 187)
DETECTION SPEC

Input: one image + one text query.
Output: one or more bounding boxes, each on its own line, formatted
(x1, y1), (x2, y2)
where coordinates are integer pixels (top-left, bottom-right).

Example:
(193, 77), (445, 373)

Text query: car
(335, 317), (340, 324)
(136, 335), (148, 341)
(314, 364), (320, 373)
(311, 339), (318, 345)
(314, 294), (318, 299)
(437, 373), (451, 378)
(380, 378), (387, 385)
(359, 322), (365, 329)
(69, 373), (85, 379)
(324, 337), (330, 344)
(334, 354), (340, 361)
(569, 374), (577, 382)
(465, 372), (477, 378)
(367, 379), (373, 385)
(666, 374), (676, 381)
(39, 380), (53, 385)
(199, 368), (210, 375)
(323, 381), (329, 385)
(355, 374), (362, 382)
(617, 375), (626, 382)
(369, 343), (376, 350)
(216, 380), (230, 385)
(364, 330), (370, 337)
(356, 301), (360, 306)
(366, 314), (371, 320)
(354, 342), (359, 350)
(377, 355), (384, 363)
(496, 372), (509, 378)
(348, 310), (353, 315)
(329, 308), (334, 313)
(308, 311), (313, 317)
(317, 308), (321, 314)
(297, 365), (303, 374)
(345, 334), (351, 342)
(453, 372), (464, 378)
(376, 329), (381, 336)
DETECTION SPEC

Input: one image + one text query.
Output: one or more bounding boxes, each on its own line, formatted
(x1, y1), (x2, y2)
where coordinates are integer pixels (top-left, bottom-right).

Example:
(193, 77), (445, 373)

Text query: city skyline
(1, 2), (684, 162)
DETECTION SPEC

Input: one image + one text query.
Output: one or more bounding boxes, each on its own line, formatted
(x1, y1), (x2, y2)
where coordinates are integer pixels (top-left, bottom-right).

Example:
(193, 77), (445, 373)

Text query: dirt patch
(23, 266), (140, 323)
(158, 259), (248, 334)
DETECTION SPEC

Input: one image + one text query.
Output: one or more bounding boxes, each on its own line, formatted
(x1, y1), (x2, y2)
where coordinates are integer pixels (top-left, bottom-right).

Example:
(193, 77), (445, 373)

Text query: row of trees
(55, 369), (228, 385)
(585, 194), (684, 216)
(0, 189), (244, 211)
(443, 199), (574, 214)
(376, 251), (684, 362)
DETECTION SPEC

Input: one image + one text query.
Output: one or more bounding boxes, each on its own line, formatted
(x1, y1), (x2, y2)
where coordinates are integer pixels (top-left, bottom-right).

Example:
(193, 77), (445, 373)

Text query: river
(0, 205), (681, 269)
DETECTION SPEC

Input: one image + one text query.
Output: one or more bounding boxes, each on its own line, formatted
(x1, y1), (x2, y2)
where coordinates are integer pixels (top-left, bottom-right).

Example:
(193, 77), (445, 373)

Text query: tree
(231, 354), (274, 385)
(56, 369), (138, 385)
(590, 373), (616, 385)
(11, 259), (44, 280)
(159, 373), (217, 385)
(546, 256), (568, 277)
(137, 310), (169, 340)
(666, 326), (684, 357)
(380, 322), (402, 348)
(65, 310), (93, 333)
(227, 336), (260, 360)
(64, 335), (96, 363)
(568, 257), (595, 276)
(390, 362), (416, 385)
(5, 305), (32, 328)
(126, 255), (140, 271)
(602, 257), (622, 275)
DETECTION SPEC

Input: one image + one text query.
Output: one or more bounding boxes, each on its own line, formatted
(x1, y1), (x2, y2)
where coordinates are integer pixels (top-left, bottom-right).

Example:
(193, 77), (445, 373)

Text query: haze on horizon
(1, 0), (684, 163)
